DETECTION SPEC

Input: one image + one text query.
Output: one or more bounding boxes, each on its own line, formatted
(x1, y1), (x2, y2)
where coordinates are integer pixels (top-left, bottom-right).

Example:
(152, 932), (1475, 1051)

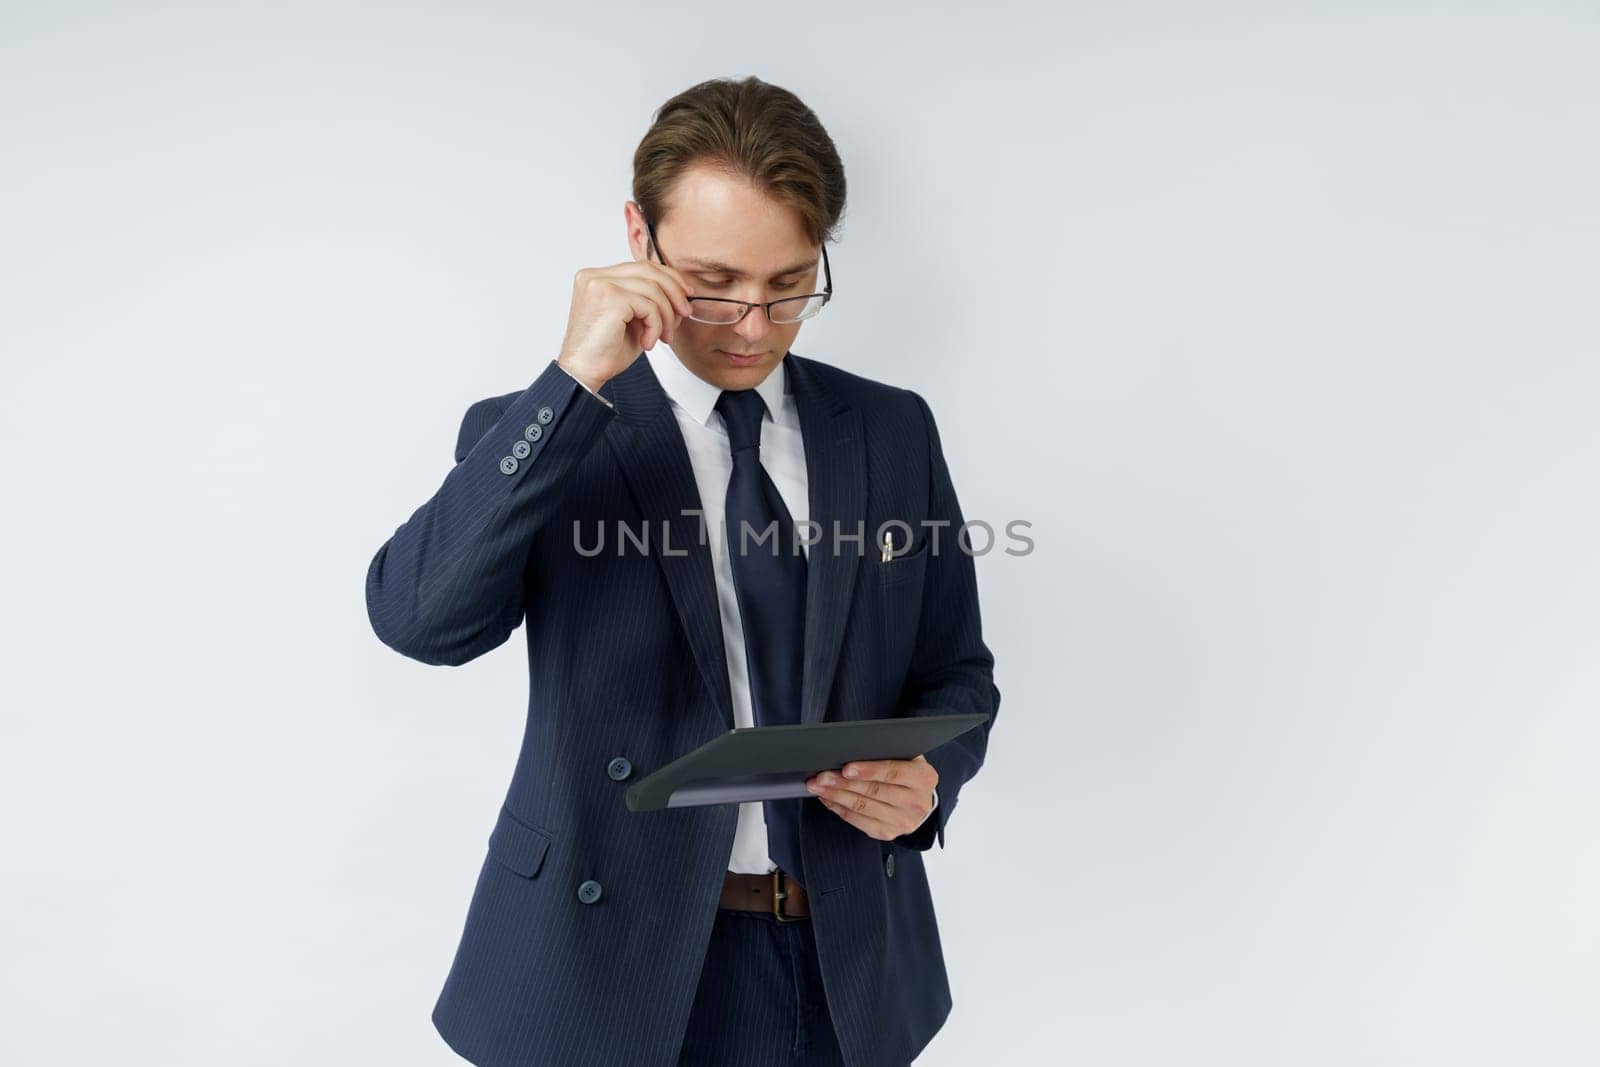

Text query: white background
(3, 2), (1596, 1064)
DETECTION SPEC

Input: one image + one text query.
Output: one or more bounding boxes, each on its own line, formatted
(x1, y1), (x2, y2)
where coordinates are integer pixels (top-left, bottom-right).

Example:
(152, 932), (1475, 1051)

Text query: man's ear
(624, 201), (651, 262)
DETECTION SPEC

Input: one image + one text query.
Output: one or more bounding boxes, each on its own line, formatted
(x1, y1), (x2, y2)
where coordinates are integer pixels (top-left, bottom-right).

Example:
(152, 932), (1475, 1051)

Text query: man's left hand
(805, 755), (938, 841)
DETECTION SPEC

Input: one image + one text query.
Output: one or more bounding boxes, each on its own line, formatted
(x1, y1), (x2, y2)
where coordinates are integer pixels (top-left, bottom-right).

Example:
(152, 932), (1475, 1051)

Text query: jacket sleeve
(364, 358), (616, 666)
(891, 390), (1002, 852)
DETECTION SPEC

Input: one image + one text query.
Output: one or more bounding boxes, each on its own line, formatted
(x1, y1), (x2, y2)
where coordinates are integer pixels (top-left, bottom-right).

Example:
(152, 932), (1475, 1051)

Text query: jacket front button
(607, 757), (633, 781)
(577, 879), (603, 904)
(884, 853), (896, 878)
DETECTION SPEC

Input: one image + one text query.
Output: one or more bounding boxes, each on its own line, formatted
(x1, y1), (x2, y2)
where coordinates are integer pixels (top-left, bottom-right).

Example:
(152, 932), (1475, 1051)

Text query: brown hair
(632, 76), (847, 249)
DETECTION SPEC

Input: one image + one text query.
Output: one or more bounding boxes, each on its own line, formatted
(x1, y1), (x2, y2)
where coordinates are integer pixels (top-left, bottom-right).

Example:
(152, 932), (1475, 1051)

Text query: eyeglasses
(645, 218), (832, 325)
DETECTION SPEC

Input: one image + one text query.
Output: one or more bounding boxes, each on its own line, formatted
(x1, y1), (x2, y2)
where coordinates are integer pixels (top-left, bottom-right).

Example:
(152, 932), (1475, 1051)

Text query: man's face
(628, 163), (822, 392)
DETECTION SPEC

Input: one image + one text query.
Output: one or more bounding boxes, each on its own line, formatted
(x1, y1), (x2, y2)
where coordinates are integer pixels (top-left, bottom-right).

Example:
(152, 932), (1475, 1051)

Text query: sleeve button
(498, 456), (519, 475)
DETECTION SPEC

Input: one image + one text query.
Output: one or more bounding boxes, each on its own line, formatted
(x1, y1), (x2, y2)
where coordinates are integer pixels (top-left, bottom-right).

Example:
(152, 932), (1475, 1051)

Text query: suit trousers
(675, 906), (850, 1066)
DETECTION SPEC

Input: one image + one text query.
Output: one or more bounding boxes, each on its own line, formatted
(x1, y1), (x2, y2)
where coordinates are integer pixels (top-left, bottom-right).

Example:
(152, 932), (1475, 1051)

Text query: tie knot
(714, 388), (768, 454)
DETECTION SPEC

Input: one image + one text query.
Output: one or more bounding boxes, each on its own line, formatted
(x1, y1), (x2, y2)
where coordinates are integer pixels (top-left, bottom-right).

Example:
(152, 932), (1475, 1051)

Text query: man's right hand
(556, 260), (697, 393)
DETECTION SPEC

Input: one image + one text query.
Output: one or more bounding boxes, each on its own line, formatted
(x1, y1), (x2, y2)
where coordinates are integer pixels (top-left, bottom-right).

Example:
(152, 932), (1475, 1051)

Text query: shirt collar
(647, 344), (791, 429)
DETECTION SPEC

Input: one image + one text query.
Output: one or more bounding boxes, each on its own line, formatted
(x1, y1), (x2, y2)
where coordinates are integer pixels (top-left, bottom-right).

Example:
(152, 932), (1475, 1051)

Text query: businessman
(365, 76), (1000, 1066)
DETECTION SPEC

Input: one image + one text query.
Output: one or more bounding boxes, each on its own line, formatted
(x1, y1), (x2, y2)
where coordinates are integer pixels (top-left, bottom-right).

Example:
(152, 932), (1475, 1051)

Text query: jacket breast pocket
(876, 536), (930, 675)
(487, 804), (553, 879)
(877, 534), (930, 589)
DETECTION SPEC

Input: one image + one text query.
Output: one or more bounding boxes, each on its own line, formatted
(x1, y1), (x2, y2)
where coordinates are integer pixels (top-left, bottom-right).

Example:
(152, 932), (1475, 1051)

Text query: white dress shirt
(560, 351), (935, 873)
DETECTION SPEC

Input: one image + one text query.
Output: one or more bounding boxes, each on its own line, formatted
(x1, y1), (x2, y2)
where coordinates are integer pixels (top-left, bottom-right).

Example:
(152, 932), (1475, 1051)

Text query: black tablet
(624, 712), (990, 811)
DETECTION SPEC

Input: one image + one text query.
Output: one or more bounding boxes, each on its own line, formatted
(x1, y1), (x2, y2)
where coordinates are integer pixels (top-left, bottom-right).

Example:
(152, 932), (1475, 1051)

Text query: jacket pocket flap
(487, 805), (553, 878)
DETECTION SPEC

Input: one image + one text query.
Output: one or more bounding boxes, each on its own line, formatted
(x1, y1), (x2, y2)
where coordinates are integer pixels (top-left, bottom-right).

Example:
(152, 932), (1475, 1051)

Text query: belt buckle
(771, 870), (802, 924)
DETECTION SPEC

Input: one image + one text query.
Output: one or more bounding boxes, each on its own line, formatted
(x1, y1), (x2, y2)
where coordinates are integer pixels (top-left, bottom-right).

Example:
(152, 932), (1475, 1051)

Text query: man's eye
(697, 279), (799, 291)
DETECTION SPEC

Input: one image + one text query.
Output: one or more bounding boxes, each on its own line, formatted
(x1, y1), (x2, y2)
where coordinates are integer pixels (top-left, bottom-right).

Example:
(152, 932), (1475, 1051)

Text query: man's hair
(632, 76), (847, 249)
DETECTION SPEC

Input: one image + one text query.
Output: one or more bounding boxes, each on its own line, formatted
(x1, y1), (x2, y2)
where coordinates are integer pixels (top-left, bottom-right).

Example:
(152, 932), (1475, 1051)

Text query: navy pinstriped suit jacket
(364, 350), (1000, 1067)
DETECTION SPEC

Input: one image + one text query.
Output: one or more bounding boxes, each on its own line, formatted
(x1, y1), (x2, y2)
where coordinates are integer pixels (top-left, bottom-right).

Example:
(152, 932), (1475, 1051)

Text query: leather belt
(721, 870), (810, 922)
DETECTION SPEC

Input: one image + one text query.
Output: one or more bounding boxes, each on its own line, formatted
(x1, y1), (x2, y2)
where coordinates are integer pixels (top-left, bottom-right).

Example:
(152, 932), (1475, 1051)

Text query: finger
(629, 295), (663, 350)
(811, 777), (922, 824)
(612, 263), (696, 316)
(609, 287), (665, 350)
(812, 772), (925, 809)
(654, 263), (697, 306)
(609, 272), (692, 320)
(639, 260), (699, 305)
(840, 756), (934, 790)
(607, 276), (688, 343)
(839, 758), (907, 783)
(815, 793), (900, 840)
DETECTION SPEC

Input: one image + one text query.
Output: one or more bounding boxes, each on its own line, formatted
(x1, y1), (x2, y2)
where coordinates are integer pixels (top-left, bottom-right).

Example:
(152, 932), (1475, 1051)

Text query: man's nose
(733, 305), (772, 343)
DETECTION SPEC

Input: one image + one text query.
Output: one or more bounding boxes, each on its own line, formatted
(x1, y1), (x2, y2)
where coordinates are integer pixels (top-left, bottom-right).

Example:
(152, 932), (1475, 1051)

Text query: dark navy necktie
(714, 387), (808, 889)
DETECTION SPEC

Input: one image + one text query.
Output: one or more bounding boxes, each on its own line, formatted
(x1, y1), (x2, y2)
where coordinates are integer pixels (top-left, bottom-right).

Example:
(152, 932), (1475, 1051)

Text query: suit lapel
(599, 351), (864, 734)
(602, 356), (735, 732)
(786, 354), (865, 726)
